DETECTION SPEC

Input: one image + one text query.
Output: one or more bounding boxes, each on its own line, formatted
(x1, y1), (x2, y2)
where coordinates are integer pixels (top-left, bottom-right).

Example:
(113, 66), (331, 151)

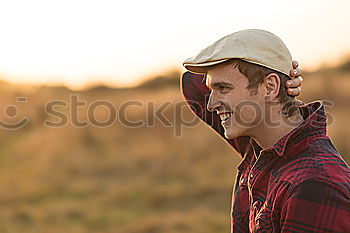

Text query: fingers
(287, 87), (301, 96)
(292, 60), (299, 69)
(286, 76), (303, 88)
(290, 60), (302, 79)
(290, 68), (302, 77)
(288, 61), (303, 99)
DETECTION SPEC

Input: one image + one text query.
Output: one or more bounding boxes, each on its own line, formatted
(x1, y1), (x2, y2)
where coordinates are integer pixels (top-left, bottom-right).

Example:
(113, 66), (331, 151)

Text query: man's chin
(224, 129), (239, 140)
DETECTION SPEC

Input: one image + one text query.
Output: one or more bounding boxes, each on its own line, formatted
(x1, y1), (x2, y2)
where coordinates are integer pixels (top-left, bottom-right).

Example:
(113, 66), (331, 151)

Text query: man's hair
(227, 58), (298, 117)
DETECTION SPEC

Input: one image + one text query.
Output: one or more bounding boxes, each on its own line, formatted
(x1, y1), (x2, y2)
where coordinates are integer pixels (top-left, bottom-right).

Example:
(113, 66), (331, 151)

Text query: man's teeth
(220, 113), (232, 121)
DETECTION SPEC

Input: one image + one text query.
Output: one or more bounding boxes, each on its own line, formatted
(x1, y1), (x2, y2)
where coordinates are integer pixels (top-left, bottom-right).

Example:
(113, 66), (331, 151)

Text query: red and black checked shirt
(181, 71), (350, 233)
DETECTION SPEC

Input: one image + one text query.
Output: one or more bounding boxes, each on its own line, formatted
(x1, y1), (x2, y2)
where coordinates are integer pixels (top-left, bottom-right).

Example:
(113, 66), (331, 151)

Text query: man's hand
(287, 60), (303, 105)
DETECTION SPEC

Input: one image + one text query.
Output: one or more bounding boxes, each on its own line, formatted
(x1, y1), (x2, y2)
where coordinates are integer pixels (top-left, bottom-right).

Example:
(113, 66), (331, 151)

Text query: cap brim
(183, 59), (230, 74)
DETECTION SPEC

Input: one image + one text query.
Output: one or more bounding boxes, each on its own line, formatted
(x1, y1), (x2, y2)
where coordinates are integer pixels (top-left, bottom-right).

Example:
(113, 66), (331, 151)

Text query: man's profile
(182, 29), (350, 232)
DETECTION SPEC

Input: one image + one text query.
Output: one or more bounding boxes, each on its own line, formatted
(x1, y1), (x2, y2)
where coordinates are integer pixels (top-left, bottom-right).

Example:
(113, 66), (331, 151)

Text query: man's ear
(264, 73), (280, 102)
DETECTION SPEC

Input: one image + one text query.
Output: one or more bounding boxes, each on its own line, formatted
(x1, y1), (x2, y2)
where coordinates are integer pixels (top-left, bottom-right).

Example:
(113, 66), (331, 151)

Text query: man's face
(206, 62), (264, 139)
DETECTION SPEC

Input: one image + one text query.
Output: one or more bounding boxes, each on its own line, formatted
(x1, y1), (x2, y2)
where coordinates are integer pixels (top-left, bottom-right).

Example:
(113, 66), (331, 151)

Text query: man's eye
(219, 86), (229, 92)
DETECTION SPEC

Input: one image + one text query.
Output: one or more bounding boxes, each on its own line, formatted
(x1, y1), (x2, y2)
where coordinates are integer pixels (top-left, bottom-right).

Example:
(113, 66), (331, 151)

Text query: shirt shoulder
(273, 137), (350, 196)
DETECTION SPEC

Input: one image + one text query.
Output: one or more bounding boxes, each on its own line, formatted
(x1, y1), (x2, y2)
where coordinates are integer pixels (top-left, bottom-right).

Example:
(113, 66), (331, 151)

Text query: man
(182, 29), (350, 232)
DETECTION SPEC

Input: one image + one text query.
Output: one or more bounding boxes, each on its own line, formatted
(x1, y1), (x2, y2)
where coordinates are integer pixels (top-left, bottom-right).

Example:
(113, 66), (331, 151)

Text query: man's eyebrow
(206, 81), (234, 88)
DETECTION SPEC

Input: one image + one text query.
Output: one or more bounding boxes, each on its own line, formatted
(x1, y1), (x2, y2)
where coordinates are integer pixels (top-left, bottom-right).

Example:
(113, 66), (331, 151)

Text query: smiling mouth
(219, 112), (232, 123)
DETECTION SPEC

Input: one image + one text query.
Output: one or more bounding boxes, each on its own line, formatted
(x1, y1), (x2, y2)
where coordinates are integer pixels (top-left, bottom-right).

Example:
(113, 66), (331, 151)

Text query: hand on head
(287, 61), (303, 105)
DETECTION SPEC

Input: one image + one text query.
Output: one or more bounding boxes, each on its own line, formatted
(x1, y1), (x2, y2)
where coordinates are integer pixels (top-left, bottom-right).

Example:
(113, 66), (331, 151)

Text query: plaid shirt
(181, 71), (350, 233)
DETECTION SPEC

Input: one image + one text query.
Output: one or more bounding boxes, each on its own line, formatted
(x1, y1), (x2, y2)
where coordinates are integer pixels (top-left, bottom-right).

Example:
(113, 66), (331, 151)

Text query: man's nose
(207, 92), (220, 112)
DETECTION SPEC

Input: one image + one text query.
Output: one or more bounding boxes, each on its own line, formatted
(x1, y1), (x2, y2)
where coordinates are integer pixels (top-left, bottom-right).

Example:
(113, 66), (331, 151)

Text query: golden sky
(0, 0), (349, 89)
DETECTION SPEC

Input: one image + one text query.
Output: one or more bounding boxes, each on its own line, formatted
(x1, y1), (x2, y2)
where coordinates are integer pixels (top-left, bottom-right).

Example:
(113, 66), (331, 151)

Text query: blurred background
(0, 0), (349, 232)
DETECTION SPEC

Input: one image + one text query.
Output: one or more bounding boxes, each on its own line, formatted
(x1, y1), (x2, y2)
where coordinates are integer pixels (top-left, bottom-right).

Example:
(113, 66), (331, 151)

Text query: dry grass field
(0, 66), (349, 233)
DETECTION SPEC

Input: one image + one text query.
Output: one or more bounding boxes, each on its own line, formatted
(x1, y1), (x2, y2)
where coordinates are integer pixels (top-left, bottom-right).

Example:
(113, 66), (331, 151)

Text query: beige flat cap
(183, 29), (292, 76)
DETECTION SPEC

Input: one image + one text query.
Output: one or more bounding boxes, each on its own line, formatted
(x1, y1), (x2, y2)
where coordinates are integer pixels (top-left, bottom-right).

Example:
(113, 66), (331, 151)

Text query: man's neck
(251, 110), (304, 150)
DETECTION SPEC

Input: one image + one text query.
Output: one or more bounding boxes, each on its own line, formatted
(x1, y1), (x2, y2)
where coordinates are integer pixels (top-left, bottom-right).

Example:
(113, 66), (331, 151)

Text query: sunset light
(0, 0), (349, 88)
